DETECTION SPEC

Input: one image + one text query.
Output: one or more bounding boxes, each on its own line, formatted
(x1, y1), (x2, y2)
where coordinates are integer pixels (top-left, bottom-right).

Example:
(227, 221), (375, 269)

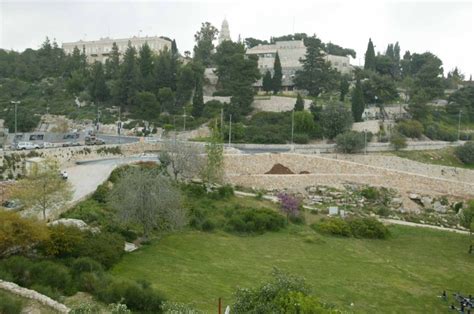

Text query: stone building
(62, 36), (172, 63)
(246, 40), (353, 92)
(218, 18), (231, 44)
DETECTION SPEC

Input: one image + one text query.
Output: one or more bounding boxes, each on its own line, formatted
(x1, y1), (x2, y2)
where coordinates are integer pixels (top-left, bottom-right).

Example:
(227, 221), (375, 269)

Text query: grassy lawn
(392, 147), (474, 169)
(111, 225), (473, 313)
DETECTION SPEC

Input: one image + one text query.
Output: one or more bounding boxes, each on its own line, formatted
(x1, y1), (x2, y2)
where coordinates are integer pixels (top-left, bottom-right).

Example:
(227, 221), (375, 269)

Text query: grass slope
(392, 147), (474, 169)
(111, 226), (473, 313)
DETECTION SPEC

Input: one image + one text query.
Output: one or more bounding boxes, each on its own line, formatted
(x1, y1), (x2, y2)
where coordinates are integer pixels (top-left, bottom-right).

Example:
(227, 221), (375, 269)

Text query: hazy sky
(1, 0), (473, 77)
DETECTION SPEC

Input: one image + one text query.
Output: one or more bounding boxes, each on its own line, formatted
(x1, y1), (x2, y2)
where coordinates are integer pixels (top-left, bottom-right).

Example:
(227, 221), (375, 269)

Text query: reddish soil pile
(299, 170), (310, 174)
(265, 163), (295, 175)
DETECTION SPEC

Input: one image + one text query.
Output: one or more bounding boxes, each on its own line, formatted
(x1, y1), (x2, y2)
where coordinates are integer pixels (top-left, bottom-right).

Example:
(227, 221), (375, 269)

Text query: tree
(157, 87), (175, 113)
(364, 38), (376, 71)
(201, 125), (224, 184)
(244, 37), (269, 49)
(138, 42), (154, 91)
(171, 39), (178, 56)
(294, 36), (338, 98)
(361, 73), (398, 105)
(410, 52), (444, 100)
(294, 111), (313, 133)
(108, 168), (185, 238)
(89, 61), (109, 103)
(192, 77), (204, 117)
(105, 42), (120, 79)
(193, 22), (219, 67)
(351, 79), (365, 122)
(339, 77), (349, 101)
(160, 140), (203, 181)
(4, 105), (40, 132)
(294, 93), (305, 111)
(390, 132), (407, 151)
(455, 141), (474, 165)
(335, 131), (366, 153)
(12, 158), (73, 220)
(262, 70), (273, 94)
(320, 102), (353, 139)
(154, 47), (178, 92)
(272, 52), (282, 94)
(0, 211), (49, 257)
(176, 63), (196, 109)
(277, 193), (301, 222)
(116, 42), (140, 109)
(325, 42), (356, 58)
(134, 91), (160, 119)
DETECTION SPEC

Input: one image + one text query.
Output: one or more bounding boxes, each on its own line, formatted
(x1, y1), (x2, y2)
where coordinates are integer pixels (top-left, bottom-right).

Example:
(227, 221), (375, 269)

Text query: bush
(390, 132), (407, 150)
(77, 232), (124, 269)
(361, 186), (380, 200)
(455, 141), (474, 165)
(30, 261), (76, 295)
(209, 185), (234, 199)
(311, 218), (351, 237)
(293, 133), (309, 144)
(397, 120), (424, 138)
(335, 131), (367, 153)
(71, 257), (104, 276)
(347, 217), (390, 239)
(41, 225), (86, 258)
(0, 256), (34, 287)
(226, 208), (286, 234)
(92, 183), (109, 203)
(63, 199), (110, 225)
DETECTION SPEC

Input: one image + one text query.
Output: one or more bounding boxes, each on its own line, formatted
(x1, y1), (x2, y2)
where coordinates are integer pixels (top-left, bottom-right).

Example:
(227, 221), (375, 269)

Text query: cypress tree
(364, 38), (376, 71)
(192, 78), (204, 117)
(272, 52), (282, 94)
(138, 43), (154, 91)
(339, 78), (349, 101)
(171, 39), (178, 56)
(351, 79), (365, 122)
(294, 93), (304, 111)
(262, 70), (273, 94)
(105, 42), (120, 79)
(89, 61), (109, 103)
(117, 41), (139, 108)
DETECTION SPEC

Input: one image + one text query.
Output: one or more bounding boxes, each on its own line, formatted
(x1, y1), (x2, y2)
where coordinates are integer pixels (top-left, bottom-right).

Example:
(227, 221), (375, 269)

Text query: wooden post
(218, 297), (222, 314)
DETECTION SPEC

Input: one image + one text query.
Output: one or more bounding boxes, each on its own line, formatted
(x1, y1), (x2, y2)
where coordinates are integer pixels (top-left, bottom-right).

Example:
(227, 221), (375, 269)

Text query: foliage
(0, 291), (23, 314)
(193, 22), (218, 67)
(448, 86), (474, 122)
(396, 120), (424, 138)
(320, 102), (353, 139)
(0, 210), (49, 258)
(294, 93), (305, 111)
(361, 72), (398, 105)
(460, 201), (474, 229)
(335, 131), (367, 153)
(41, 224), (85, 258)
(294, 110), (314, 133)
(262, 70), (273, 94)
(225, 208), (286, 234)
(12, 158), (73, 220)
(160, 140), (203, 181)
(364, 38), (376, 71)
(312, 217), (390, 239)
(351, 79), (365, 122)
(390, 132), (407, 151)
(294, 36), (339, 98)
(201, 127), (224, 184)
(312, 217), (352, 237)
(339, 76), (350, 101)
(191, 77), (204, 117)
(233, 268), (336, 313)
(455, 141), (474, 165)
(272, 52), (282, 94)
(277, 193), (301, 221)
(108, 167), (185, 238)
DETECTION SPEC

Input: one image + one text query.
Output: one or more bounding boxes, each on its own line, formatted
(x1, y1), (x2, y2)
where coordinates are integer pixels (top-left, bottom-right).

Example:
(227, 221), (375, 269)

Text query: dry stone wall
(224, 153), (474, 199)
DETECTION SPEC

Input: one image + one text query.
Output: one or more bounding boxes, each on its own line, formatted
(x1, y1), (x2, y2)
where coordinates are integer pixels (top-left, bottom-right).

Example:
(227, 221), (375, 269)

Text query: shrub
(347, 217), (390, 239)
(293, 133), (309, 144)
(390, 132), (407, 150)
(63, 199), (109, 225)
(71, 257), (104, 276)
(397, 120), (424, 138)
(41, 225), (86, 258)
(312, 218), (351, 237)
(209, 185), (234, 199)
(335, 131), (366, 153)
(30, 261), (76, 295)
(77, 232), (124, 269)
(361, 186), (380, 200)
(226, 208), (286, 234)
(91, 183), (109, 203)
(455, 141), (474, 165)
(0, 256), (34, 287)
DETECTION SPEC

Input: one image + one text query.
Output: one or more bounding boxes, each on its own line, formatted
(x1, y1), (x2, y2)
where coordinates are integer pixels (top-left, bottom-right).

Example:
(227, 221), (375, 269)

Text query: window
(343, 63), (347, 67)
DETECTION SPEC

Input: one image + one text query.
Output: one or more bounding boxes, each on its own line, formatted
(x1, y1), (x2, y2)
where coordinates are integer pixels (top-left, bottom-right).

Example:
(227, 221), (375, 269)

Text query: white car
(16, 142), (40, 150)
(60, 170), (68, 180)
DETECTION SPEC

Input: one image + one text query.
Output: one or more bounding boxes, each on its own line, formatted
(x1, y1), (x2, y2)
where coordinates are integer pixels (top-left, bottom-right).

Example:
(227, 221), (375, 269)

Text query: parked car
(85, 136), (106, 145)
(16, 142), (40, 150)
(1, 199), (23, 211)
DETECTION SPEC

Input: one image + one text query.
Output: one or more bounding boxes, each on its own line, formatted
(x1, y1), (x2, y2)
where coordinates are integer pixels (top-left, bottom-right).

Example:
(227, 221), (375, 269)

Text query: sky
(1, 0), (473, 77)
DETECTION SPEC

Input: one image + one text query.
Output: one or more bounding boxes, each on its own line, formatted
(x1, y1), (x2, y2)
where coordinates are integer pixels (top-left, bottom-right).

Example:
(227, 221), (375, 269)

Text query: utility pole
(364, 129), (367, 155)
(458, 109), (462, 141)
(220, 108), (224, 137)
(183, 107), (187, 132)
(11, 101), (20, 143)
(118, 106), (121, 144)
(228, 114), (232, 147)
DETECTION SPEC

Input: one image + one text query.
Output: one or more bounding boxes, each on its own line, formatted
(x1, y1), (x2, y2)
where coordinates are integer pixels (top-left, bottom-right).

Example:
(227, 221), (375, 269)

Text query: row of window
(64, 42), (166, 54)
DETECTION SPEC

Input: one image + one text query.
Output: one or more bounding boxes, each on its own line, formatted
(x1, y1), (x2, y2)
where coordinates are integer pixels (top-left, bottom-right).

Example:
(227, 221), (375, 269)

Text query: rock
(391, 198), (403, 207)
(433, 201), (447, 213)
(124, 242), (139, 252)
(421, 196), (433, 209)
(409, 193), (420, 200)
(49, 218), (89, 231)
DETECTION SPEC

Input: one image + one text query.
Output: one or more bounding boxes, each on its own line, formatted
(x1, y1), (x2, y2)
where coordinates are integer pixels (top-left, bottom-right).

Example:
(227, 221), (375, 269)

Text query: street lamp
(291, 109), (295, 150)
(228, 114), (232, 147)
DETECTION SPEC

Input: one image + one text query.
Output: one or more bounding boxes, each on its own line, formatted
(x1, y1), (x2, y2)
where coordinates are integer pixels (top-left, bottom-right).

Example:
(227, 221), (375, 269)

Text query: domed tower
(218, 18), (231, 44)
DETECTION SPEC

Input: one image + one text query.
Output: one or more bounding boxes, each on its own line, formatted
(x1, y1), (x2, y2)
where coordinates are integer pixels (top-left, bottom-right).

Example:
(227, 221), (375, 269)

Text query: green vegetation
(111, 225), (474, 312)
(392, 147), (474, 169)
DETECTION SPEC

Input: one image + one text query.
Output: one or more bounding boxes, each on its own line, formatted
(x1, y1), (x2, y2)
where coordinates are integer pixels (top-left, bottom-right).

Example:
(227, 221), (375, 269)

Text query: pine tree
(138, 42), (154, 91)
(89, 61), (109, 103)
(176, 63), (196, 108)
(116, 42), (139, 108)
(105, 42), (120, 79)
(339, 77), (349, 101)
(351, 79), (365, 122)
(294, 93), (304, 111)
(364, 38), (376, 71)
(171, 39), (178, 56)
(262, 70), (273, 94)
(192, 78), (204, 117)
(272, 52), (282, 94)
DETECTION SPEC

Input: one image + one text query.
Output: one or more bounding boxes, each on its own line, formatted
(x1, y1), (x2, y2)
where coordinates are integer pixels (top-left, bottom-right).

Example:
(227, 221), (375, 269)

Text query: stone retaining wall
(223, 153), (474, 198)
(0, 279), (70, 313)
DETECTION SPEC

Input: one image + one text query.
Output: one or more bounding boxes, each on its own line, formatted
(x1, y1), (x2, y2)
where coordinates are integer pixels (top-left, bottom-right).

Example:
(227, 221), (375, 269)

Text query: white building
(62, 36), (172, 63)
(246, 40), (353, 92)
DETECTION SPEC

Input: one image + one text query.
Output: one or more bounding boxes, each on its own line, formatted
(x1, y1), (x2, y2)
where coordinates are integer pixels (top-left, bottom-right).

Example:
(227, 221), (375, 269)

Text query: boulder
(49, 218), (89, 230)
(409, 193), (420, 200)
(124, 242), (139, 252)
(433, 201), (447, 213)
(421, 196), (433, 209)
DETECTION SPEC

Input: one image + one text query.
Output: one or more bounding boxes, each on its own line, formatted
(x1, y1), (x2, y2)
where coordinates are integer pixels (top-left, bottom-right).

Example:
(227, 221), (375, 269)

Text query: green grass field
(111, 225), (473, 313)
(392, 147), (474, 169)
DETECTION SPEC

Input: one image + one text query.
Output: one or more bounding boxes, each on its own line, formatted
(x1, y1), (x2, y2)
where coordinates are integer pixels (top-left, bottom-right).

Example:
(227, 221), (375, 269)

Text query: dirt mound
(265, 163), (295, 175)
(299, 171), (310, 174)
